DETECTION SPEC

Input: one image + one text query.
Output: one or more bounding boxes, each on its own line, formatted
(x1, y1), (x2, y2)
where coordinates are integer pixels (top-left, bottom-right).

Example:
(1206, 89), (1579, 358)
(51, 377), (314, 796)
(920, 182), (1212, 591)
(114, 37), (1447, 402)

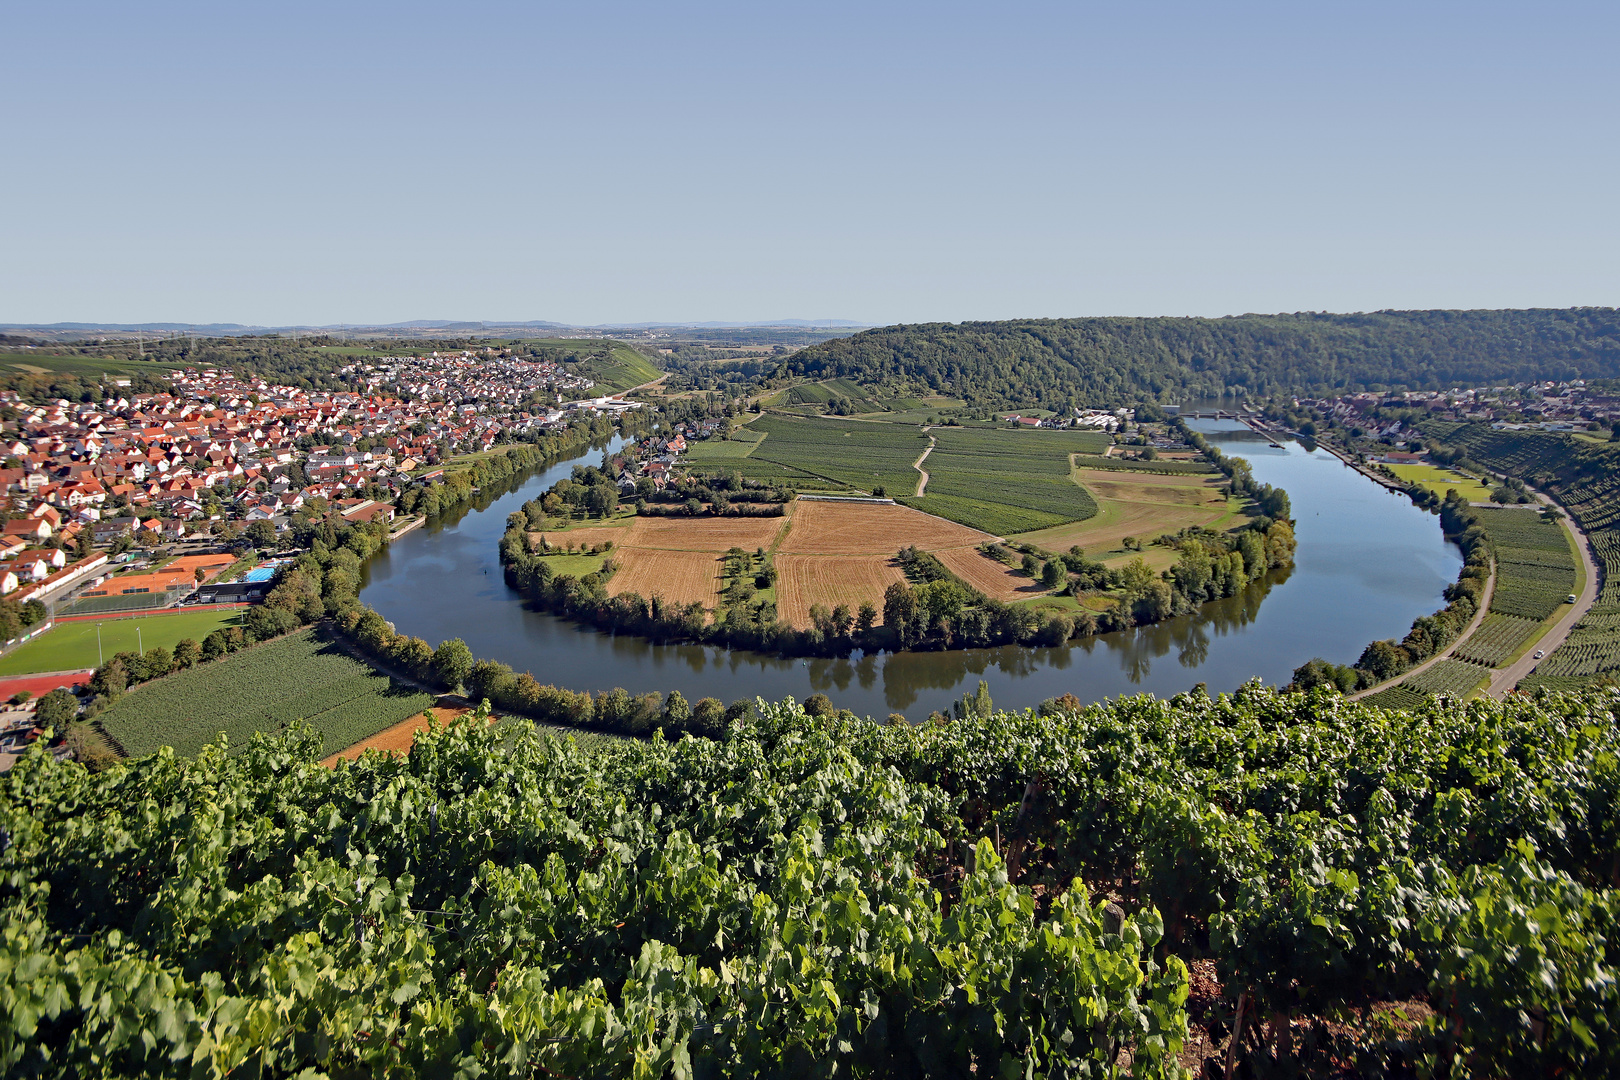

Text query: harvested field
(321, 706), (469, 767)
(935, 547), (1045, 602)
(775, 554), (907, 627)
(608, 548), (722, 607)
(779, 500), (991, 555)
(623, 515), (788, 552)
(1080, 476), (1226, 507)
(530, 526), (626, 551)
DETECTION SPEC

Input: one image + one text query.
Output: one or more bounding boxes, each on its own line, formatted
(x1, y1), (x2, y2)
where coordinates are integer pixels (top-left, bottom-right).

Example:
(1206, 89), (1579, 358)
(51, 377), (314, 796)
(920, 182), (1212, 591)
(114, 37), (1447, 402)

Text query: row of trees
(496, 512), (1296, 658)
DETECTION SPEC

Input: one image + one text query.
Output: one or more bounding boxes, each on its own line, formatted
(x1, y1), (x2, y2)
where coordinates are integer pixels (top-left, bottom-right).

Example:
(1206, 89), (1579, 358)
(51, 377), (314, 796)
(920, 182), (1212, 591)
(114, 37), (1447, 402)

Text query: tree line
(773, 308), (1620, 409)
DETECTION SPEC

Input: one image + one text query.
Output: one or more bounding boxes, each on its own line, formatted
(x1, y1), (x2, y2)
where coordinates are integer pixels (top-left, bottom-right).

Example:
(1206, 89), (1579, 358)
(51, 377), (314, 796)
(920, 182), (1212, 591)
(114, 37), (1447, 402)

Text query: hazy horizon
(5, 1), (1617, 325)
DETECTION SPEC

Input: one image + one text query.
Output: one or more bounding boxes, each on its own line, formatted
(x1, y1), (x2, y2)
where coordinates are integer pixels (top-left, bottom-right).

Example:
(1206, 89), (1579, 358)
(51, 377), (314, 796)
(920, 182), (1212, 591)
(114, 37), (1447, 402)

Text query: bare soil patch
(623, 515), (789, 552)
(608, 548), (722, 607)
(780, 500), (991, 555)
(936, 547), (1046, 601)
(322, 706), (468, 767)
(776, 554), (907, 627)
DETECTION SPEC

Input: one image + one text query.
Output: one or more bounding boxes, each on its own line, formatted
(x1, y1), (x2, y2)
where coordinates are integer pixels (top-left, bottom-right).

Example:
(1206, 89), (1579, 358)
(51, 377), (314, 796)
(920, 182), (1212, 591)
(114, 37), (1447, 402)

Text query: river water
(359, 423), (1460, 718)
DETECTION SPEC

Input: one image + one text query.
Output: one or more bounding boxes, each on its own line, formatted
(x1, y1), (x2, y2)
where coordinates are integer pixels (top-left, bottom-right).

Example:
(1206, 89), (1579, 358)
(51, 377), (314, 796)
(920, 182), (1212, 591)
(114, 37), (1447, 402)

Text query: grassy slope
(576, 346), (662, 394)
(98, 629), (436, 758)
(0, 609), (246, 676)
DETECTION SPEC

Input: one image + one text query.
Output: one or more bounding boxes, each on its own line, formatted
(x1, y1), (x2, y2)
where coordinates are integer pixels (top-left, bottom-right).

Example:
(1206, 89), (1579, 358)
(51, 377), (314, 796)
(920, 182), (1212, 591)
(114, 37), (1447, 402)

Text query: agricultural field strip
(1403, 658), (1493, 696)
(1472, 508), (1577, 622)
(777, 501), (989, 555)
(743, 415), (923, 494)
(934, 547), (1040, 602)
(773, 554), (906, 627)
(1453, 613), (1543, 668)
(607, 550), (723, 609)
(98, 629), (434, 758)
(900, 428), (1106, 535)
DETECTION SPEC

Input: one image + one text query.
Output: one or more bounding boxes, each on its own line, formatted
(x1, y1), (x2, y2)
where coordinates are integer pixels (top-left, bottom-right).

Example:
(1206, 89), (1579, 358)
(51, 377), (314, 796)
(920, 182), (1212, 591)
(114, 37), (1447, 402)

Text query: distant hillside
(780, 308), (1620, 408)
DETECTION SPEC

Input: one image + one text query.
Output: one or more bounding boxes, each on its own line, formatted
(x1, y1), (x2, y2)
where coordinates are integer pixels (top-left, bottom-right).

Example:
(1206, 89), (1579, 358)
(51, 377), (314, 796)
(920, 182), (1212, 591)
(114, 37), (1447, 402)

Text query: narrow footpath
(913, 432), (936, 496)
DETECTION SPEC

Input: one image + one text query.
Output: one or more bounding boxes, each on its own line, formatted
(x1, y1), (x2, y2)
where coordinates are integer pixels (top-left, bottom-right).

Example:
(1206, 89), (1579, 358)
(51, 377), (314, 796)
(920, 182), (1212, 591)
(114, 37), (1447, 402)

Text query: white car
(1533, 650), (1545, 659)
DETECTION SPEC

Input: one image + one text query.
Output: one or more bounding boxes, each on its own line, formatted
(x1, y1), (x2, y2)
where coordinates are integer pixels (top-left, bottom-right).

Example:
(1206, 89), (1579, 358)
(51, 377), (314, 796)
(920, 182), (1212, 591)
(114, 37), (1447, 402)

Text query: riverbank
(360, 423), (1462, 718)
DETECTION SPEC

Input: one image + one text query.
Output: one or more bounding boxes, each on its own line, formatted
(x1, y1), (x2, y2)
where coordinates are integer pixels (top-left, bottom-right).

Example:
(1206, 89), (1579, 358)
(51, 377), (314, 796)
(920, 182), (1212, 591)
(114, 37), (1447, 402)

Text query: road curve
(1347, 555), (1497, 702)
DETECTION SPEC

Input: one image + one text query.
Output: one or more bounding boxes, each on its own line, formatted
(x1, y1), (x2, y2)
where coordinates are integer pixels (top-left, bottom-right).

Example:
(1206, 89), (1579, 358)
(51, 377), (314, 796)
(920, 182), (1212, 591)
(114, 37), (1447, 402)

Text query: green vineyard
(1452, 612), (1541, 667)
(1472, 506), (1578, 621)
(6, 686), (1620, 1077)
(97, 629), (436, 758)
(1423, 423), (1620, 687)
(1401, 656), (1491, 697)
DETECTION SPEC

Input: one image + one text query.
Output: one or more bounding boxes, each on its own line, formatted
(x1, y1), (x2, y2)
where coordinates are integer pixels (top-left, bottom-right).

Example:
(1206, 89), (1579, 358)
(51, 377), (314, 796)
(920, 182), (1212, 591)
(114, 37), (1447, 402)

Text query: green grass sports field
(0, 609), (245, 676)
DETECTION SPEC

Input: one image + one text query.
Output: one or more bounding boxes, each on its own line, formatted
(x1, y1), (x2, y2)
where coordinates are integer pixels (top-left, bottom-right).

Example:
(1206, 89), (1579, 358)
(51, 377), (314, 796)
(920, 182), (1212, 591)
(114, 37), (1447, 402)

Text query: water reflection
(360, 426), (1458, 718)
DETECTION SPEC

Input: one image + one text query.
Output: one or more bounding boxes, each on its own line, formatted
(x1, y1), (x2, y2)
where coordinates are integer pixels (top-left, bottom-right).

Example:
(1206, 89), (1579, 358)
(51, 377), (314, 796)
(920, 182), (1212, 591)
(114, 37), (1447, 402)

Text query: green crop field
(1475, 507), (1577, 621)
(1386, 463), (1495, 502)
(1403, 658), (1492, 697)
(722, 417), (1125, 535)
(1453, 613), (1542, 667)
(98, 628), (436, 758)
(1071, 453), (1215, 475)
(682, 436), (763, 463)
(902, 427), (1105, 535)
(741, 415), (925, 494)
(0, 609), (245, 676)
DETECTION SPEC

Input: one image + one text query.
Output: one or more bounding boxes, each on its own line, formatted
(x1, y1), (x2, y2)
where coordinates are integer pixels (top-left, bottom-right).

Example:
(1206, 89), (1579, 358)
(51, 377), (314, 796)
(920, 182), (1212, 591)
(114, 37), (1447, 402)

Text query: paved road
(1485, 498), (1600, 697)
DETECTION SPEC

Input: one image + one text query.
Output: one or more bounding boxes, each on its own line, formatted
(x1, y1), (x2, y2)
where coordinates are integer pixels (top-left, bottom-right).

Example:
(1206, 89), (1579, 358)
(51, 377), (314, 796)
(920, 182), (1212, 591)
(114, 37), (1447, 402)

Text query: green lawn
(0, 609), (245, 675)
(1386, 463), (1495, 502)
(683, 437), (763, 463)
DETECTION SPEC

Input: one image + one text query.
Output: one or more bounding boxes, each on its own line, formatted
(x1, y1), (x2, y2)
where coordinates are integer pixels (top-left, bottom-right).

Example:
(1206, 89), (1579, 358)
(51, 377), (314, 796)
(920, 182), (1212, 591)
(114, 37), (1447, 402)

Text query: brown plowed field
(623, 515), (788, 551)
(780, 500), (991, 555)
(775, 554), (907, 627)
(608, 548), (722, 607)
(322, 706), (471, 767)
(531, 526), (627, 550)
(935, 547), (1045, 602)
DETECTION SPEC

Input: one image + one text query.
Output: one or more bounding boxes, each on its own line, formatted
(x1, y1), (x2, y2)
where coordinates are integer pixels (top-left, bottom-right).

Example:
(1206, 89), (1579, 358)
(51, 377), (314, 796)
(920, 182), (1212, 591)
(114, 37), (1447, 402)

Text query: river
(359, 422), (1460, 718)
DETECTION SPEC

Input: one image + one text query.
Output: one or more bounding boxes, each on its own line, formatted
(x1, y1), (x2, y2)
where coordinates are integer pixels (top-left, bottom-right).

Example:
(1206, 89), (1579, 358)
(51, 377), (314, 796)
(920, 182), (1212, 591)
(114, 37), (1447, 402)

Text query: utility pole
(137, 625), (143, 654)
(96, 623), (103, 667)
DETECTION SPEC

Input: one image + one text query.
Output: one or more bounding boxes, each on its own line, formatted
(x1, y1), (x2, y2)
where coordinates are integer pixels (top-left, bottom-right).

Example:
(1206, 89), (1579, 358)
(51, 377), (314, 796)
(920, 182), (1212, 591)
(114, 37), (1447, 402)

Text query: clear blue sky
(4, 1), (1616, 326)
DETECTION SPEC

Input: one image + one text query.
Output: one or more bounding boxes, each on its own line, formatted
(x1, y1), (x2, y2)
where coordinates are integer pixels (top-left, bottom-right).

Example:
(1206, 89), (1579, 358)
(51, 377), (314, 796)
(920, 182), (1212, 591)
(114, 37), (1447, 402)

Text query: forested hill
(780, 308), (1620, 407)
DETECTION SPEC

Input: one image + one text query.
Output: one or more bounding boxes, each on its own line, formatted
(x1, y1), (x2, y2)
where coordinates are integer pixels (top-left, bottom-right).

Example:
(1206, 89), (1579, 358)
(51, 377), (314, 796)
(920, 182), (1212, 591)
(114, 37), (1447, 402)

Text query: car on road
(1534, 649), (1546, 659)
